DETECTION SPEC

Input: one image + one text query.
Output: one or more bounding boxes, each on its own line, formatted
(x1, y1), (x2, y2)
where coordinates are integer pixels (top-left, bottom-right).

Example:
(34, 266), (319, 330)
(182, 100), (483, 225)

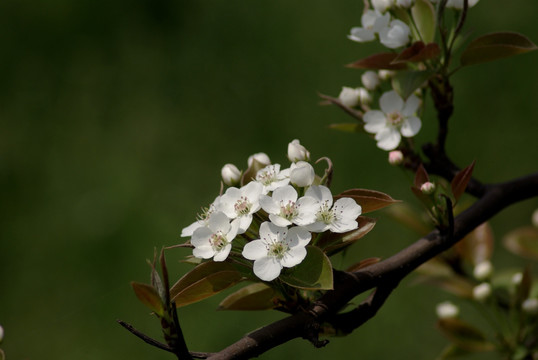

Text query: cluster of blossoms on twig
(180, 140), (362, 281)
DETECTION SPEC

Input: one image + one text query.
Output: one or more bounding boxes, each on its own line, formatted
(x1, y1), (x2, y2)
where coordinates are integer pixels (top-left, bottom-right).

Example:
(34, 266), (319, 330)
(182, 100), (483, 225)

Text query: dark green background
(1, 1), (537, 359)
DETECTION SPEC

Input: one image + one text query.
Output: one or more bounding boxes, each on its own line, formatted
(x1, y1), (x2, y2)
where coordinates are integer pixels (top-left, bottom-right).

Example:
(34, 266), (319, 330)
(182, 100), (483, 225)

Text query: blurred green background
(1, 0), (537, 359)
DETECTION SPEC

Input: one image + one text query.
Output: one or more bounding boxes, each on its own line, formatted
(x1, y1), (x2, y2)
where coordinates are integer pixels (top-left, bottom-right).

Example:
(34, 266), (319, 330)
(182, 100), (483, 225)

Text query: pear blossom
(473, 261), (493, 280)
(259, 185), (317, 227)
(289, 161), (315, 187)
(436, 301), (459, 319)
(303, 185), (362, 233)
(255, 164), (291, 194)
(242, 222), (311, 281)
(372, 0), (394, 13)
(361, 71), (380, 91)
(181, 197), (221, 237)
(446, 0), (479, 9)
(248, 152), (271, 167)
(287, 139), (310, 162)
(218, 181), (263, 233)
(379, 19), (411, 49)
(348, 10), (390, 43)
(473, 283), (492, 302)
(339, 87), (371, 107)
(221, 163), (241, 186)
(363, 90), (422, 151)
(378, 69), (396, 80)
(191, 211), (239, 262)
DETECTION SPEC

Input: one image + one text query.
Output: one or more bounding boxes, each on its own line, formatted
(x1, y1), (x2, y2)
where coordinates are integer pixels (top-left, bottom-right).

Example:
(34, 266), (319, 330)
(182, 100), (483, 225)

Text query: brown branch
(205, 171), (538, 360)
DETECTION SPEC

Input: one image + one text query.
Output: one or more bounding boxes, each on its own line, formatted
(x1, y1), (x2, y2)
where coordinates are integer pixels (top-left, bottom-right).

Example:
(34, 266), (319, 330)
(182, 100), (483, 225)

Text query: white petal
(207, 211), (230, 233)
(280, 246), (307, 268)
(372, 12), (391, 32)
(402, 94), (421, 116)
(259, 194), (280, 215)
(294, 196), (318, 226)
(190, 227), (213, 247)
(227, 218), (240, 240)
(290, 162), (315, 187)
(241, 181), (263, 206)
(305, 221), (330, 233)
(237, 214), (253, 234)
(305, 185), (333, 206)
(287, 226), (312, 247)
(401, 116), (422, 137)
(334, 198), (362, 220)
(180, 220), (202, 237)
(375, 127), (401, 150)
(242, 240), (268, 260)
(379, 90), (404, 114)
(363, 110), (387, 134)
(213, 244), (232, 262)
(253, 257), (282, 281)
(330, 218), (358, 233)
(192, 246), (215, 259)
(348, 27), (375, 42)
(272, 185), (297, 204)
(361, 10), (378, 28)
(269, 213), (292, 227)
(258, 221), (273, 239)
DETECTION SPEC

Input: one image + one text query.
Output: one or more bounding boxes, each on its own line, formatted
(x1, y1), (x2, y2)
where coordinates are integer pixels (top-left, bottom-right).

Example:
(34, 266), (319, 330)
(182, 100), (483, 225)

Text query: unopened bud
(420, 181), (436, 195)
(388, 150), (404, 166)
(290, 161), (315, 187)
(473, 261), (493, 281)
(361, 70), (380, 91)
(248, 152), (270, 167)
(287, 139), (310, 162)
(0, 325), (4, 343)
(221, 163), (241, 186)
(473, 283), (492, 302)
(532, 208), (538, 228)
(338, 86), (361, 108)
(378, 69), (395, 80)
(512, 272), (523, 285)
(436, 301), (459, 319)
(371, 0), (393, 12)
(357, 87), (372, 105)
(522, 298), (538, 315)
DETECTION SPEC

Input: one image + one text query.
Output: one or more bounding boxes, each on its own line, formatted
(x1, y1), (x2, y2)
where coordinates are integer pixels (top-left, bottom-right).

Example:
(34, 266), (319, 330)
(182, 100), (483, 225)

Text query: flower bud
(378, 69), (395, 80)
(0, 324), (4, 343)
(396, 0), (414, 7)
(290, 161), (315, 187)
(512, 272), (523, 285)
(472, 283), (492, 302)
(221, 163), (241, 186)
(436, 301), (459, 319)
(522, 298), (538, 315)
(473, 260), (493, 281)
(357, 87), (372, 105)
(532, 208), (538, 228)
(420, 181), (436, 195)
(361, 70), (380, 91)
(248, 152), (270, 167)
(372, 0), (394, 13)
(287, 139), (310, 162)
(338, 86), (361, 108)
(446, 0), (479, 9)
(388, 150), (404, 166)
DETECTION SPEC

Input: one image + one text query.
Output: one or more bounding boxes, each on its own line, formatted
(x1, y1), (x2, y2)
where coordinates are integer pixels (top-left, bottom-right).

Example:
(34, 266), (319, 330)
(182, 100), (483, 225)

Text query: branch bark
(206, 172), (538, 360)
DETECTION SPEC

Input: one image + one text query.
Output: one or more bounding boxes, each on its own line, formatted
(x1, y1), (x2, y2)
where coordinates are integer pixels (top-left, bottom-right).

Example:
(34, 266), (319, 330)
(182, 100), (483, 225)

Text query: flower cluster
(181, 140), (362, 281)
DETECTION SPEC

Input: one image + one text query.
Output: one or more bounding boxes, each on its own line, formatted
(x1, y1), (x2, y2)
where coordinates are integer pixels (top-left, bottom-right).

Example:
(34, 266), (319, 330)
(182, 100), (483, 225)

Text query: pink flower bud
(388, 150), (404, 165)
(420, 181), (436, 195)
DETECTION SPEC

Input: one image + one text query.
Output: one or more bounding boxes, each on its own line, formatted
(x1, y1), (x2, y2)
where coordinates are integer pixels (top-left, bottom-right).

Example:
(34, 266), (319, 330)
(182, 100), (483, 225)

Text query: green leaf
(346, 52), (407, 70)
(280, 246), (333, 290)
(460, 32), (538, 67)
(411, 0), (436, 43)
(170, 262), (245, 307)
(455, 222), (494, 266)
(334, 188), (400, 213)
(392, 70), (434, 100)
(328, 123), (362, 133)
(437, 318), (495, 352)
(451, 161), (475, 203)
(503, 226), (538, 260)
(317, 217), (377, 255)
(131, 282), (165, 317)
(392, 42), (441, 64)
(218, 282), (283, 311)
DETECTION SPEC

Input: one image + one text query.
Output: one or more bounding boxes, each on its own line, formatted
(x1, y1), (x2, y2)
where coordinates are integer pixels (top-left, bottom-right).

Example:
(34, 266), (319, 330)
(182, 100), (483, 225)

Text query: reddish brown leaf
(334, 188), (400, 213)
(414, 163), (429, 188)
(131, 282), (165, 316)
(317, 217), (377, 255)
(437, 318), (495, 352)
(451, 161), (475, 202)
(346, 52), (408, 70)
(392, 42), (441, 64)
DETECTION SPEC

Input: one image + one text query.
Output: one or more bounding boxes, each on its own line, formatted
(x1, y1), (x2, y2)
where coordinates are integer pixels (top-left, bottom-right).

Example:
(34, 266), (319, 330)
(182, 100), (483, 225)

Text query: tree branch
(206, 171), (538, 359)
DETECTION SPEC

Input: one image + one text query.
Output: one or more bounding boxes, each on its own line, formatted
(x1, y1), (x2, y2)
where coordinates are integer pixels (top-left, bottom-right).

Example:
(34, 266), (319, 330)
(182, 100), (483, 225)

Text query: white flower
(255, 164), (291, 194)
(512, 272), (523, 285)
(446, 0), (479, 9)
(436, 301), (459, 319)
(260, 185), (317, 227)
(372, 0), (394, 13)
(303, 185), (362, 233)
(242, 222), (311, 281)
(379, 19), (411, 49)
(339, 87), (371, 107)
(181, 197), (221, 237)
(289, 161), (315, 187)
(357, 88), (372, 105)
(472, 282), (492, 302)
(348, 10), (390, 43)
(248, 152), (271, 167)
(191, 211), (239, 261)
(218, 181), (263, 233)
(361, 71), (380, 91)
(221, 163), (241, 186)
(378, 69), (396, 80)
(363, 90), (422, 151)
(473, 261), (493, 280)
(287, 139), (310, 162)
(522, 298), (538, 315)
(396, 0), (414, 8)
